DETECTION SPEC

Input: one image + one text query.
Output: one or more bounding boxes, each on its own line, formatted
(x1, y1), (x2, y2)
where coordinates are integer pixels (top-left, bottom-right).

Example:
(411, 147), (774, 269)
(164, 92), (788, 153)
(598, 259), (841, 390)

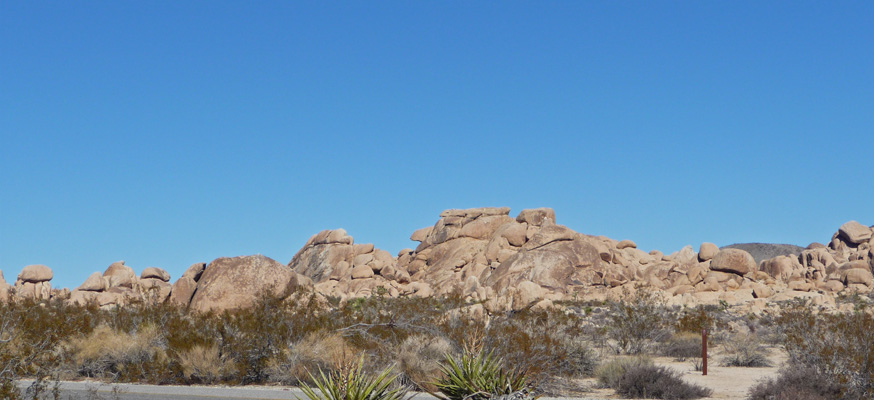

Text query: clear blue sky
(2, 2), (872, 289)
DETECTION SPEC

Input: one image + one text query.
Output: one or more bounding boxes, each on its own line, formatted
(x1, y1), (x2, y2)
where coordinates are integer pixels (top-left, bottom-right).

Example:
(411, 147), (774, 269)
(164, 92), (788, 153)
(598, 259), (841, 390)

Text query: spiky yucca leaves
(298, 357), (410, 400)
(433, 351), (533, 400)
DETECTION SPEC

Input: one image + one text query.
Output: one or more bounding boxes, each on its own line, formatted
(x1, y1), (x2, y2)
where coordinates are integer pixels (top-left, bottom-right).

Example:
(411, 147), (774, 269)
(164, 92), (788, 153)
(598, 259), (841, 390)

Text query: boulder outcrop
(190, 255), (311, 313)
(8, 210), (871, 315)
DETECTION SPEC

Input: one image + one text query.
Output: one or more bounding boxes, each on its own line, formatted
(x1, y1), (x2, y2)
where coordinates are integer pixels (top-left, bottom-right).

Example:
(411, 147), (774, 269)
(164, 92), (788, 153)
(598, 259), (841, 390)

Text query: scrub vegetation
(1, 288), (872, 400)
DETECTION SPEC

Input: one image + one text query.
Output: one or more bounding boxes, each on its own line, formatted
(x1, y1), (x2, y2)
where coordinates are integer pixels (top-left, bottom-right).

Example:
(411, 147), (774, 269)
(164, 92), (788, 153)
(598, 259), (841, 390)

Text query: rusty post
(702, 328), (708, 376)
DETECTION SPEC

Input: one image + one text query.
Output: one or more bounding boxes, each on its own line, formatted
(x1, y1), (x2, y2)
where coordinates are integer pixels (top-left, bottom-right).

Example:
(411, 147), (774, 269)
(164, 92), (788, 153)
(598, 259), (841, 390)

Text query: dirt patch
(577, 348), (786, 400)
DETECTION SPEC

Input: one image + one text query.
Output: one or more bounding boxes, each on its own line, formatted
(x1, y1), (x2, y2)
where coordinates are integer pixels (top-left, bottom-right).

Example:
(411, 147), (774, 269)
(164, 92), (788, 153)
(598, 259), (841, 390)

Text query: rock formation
(189, 255), (311, 313)
(7, 209), (872, 315)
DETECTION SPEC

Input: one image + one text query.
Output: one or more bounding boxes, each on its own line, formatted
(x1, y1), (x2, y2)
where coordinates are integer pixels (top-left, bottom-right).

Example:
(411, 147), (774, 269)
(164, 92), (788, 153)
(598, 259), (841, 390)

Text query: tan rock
(521, 224), (576, 250)
(515, 208), (556, 226)
(512, 281), (544, 310)
(351, 265), (374, 279)
(459, 215), (514, 240)
(182, 262), (207, 281)
(530, 299), (554, 312)
(140, 279), (172, 302)
(169, 276), (197, 307)
(141, 267), (170, 282)
(290, 237), (355, 283)
(372, 249), (394, 265)
(329, 261), (351, 280)
(353, 243), (375, 255)
(69, 290), (98, 306)
(353, 253), (373, 267)
(498, 222), (528, 247)
(103, 261), (137, 288)
(669, 285), (694, 296)
(485, 237), (601, 294)
(710, 249), (757, 275)
(617, 240), (637, 249)
(841, 260), (870, 270)
(18, 264), (53, 283)
(698, 243), (719, 261)
(411, 226), (433, 242)
(818, 280), (844, 292)
(97, 291), (122, 307)
(761, 256), (798, 282)
(78, 272), (107, 292)
(842, 268), (874, 287)
(190, 255), (309, 313)
(0, 271), (9, 302)
(326, 229), (354, 245)
(838, 221), (873, 244)
(788, 281), (814, 292)
(671, 245), (699, 265)
(751, 284), (773, 299)
(686, 265), (706, 285)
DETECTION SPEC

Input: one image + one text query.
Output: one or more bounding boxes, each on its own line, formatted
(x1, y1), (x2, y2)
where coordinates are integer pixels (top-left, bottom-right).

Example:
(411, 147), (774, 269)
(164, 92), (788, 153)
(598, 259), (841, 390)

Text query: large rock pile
(69, 261), (174, 307)
(5, 209), (872, 315)
(14, 265), (54, 300)
(289, 229), (408, 299)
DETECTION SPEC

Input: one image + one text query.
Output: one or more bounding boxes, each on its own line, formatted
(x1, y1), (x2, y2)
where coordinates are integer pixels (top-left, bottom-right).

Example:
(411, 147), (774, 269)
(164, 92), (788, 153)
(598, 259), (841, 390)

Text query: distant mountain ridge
(721, 243), (806, 263)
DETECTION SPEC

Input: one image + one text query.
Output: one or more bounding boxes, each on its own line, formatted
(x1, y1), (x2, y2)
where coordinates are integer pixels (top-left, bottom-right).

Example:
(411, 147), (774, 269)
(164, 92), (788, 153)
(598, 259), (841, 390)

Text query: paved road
(17, 380), (607, 400)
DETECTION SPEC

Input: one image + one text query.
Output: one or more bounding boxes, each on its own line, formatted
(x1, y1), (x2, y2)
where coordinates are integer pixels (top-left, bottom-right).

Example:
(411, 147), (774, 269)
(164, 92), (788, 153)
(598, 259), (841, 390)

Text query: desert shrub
(268, 331), (361, 385)
(0, 297), (100, 398)
(217, 291), (325, 384)
(595, 356), (653, 389)
(747, 366), (843, 400)
(63, 324), (166, 380)
(177, 344), (234, 383)
(434, 351), (532, 400)
(719, 333), (771, 367)
(298, 356), (410, 400)
(775, 308), (874, 398)
(660, 332), (702, 360)
(614, 363), (711, 399)
(477, 307), (597, 384)
(605, 289), (670, 354)
(674, 306), (718, 334)
(552, 338), (599, 378)
(395, 334), (452, 391)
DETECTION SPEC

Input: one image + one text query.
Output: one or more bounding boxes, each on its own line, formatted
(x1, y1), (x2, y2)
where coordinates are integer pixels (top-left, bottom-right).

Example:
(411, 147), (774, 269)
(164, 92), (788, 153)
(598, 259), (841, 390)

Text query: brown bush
(614, 363), (711, 399)
(747, 366), (843, 400)
(177, 344), (234, 383)
(719, 333), (771, 368)
(395, 334), (452, 391)
(267, 331), (361, 385)
(660, 332), (702, 360)
(63, 324), (165, 379)
(775, 308), (874, 398)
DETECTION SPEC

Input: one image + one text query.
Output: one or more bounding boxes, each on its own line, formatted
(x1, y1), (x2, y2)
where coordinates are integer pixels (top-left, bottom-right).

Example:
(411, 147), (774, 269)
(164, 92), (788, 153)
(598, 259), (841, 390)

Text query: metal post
(702, 328), (708, 376)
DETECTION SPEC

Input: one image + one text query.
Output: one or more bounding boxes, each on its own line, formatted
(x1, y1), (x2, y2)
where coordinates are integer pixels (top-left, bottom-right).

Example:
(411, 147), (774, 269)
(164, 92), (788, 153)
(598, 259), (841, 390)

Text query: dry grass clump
(596, 356), (710, 399)
(747, 366), (843, 400)
(615, 363), (711, 399)
(395, 334), (452, 391)
(660, 332), (702, 360)
(267, 331), (361, 385)
(719, 333), (771, 368)
(177, 344), (234, 383)
(63, 324), (165, 379)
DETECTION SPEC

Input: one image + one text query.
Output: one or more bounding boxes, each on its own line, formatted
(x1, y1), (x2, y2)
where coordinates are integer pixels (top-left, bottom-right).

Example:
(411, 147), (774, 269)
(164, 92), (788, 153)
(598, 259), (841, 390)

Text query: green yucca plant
(297, 357), (410, 400)
(433, 351), (533, 400)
